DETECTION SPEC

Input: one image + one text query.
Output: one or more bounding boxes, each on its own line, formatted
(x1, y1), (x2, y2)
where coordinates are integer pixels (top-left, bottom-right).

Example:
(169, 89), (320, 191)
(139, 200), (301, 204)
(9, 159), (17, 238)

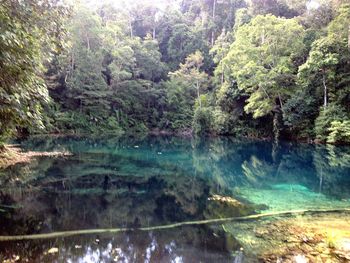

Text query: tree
(131, 34), (167, 82)
(327, 120), (350, 144)
(298, 38), (339, 108)
(314, 104), (347, 142)
(0, 0), (70, 146)
(64, 6), (110, 120)
(210, 29), (233, 85)
(222, 15), (305, 139)
(166, 23), (207, 70)
(249, 0), (302, 18)
(299, 4), (350, 108)
(169, 51), (208, 108)
(297, 4), (350, 142)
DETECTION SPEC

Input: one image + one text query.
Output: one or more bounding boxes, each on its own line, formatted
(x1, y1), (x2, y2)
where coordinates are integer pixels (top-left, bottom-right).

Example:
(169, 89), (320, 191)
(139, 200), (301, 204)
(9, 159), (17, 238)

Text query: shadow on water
(0, 135), (350, 262)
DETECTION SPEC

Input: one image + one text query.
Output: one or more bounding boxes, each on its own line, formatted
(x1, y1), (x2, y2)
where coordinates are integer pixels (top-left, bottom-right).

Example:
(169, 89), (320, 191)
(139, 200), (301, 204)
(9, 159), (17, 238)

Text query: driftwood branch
(0, 208), (349, 241)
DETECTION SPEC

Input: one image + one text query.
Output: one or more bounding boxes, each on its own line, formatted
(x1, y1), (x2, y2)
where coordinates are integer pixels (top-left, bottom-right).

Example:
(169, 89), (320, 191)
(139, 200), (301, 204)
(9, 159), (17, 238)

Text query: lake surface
(0, 135), (350, 262)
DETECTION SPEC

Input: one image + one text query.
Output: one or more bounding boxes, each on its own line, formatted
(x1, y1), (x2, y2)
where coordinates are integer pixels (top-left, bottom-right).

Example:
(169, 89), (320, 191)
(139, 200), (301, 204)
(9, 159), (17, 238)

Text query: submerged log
(0, 208), (349, 241)
(0, 144), (72, 169)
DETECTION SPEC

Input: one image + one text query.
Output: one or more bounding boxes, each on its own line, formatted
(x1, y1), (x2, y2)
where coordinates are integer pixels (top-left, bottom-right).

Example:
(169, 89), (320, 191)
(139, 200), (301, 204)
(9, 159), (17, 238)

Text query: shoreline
(0, 132), (342, 169)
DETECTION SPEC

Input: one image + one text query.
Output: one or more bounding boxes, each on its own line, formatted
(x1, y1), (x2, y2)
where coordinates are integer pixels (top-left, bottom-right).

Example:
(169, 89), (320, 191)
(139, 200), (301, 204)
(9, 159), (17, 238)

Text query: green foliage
(193, 107), (213, 135)
(132, 35), (167, 82)
(169, 50), (208, 107)
(162, 79), (194, 131)
(250, 0), (304, 17)
(2, 0), (350, 144)
(0, 0), (69, 145)
(162, 51), (209, 132)
(52, 110), (123, 135)
(314, 104), (347, 142)
(282, 85), (320, 139)
(210, 108), (231, 135)
(327, 120), (350, 144)
(224, 15), (305, 119)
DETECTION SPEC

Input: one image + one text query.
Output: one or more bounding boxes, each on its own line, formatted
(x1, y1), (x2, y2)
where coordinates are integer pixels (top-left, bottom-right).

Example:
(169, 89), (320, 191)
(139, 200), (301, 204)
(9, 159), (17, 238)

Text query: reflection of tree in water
(191, 137), (276, 194)
(241, 156), (275, 187)
(0, 227), (239, 262)
(1, 135), (350, 261)
(0, 154), (241, 261)
(274, 144), (317, 186)
(313, 145), (350, 199)
(0, 157), (210, 233)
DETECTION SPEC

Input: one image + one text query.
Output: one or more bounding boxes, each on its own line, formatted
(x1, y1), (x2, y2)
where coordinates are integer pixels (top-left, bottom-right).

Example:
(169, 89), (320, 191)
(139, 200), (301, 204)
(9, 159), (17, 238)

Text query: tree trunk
(129, 20), (133, 37)
(197, 80), (201, 108)
(348, 24), (350, 50)
(86, 34), (90, 51)
(211, 0), (216, 47)
(322, 73), (327, 108)
(66, 52), (75, 83)
(80, 100), (83, 113)
(278, 93), (283, 110)
(261, 29), (265, 45)
(273, 112), (279, 143)
(273, 105), (282, 143)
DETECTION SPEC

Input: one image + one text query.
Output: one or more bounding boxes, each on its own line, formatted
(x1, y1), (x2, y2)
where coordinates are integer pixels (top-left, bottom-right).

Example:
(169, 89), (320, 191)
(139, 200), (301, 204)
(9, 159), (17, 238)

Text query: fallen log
(0, 208), (349, 241)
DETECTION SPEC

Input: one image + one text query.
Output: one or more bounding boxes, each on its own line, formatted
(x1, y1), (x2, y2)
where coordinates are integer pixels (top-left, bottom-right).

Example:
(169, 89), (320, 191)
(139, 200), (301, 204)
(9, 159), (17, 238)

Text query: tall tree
(64, 5), (110, 119)
(222, 15), (305, 139)
(169, 51), (208, 108)
(298, 38), (339, 108)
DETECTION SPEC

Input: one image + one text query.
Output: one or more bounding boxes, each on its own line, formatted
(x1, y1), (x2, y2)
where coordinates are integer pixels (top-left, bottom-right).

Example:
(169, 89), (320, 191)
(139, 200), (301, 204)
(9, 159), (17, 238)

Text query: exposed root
(0, 208), (349, 241)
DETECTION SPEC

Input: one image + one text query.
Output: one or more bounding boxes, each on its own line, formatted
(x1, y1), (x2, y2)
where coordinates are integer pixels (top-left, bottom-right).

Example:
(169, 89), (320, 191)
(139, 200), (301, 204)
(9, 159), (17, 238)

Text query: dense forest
(1, 0), (350, 146)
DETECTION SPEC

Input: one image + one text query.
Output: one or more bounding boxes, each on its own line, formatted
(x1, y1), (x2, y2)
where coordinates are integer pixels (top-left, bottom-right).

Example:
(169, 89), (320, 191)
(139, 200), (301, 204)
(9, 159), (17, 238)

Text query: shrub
(314, 104), (347, 141)
(327, 120), (350, 144)
(193, 107), (213, 135)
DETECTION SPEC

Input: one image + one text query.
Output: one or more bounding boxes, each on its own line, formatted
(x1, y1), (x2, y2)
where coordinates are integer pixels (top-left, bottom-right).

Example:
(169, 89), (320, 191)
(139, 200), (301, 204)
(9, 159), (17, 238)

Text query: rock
(294, 254), (308, 263)
(254, 228), (269, 238)
(336, 238), (350, 252)
(333, 250), (350, 261)
(285, 237), (299, 243)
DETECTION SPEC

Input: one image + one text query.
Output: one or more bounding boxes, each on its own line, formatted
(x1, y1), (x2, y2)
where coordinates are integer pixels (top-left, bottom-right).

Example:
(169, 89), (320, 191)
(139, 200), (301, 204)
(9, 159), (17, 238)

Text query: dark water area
(0, 135), (350, 262)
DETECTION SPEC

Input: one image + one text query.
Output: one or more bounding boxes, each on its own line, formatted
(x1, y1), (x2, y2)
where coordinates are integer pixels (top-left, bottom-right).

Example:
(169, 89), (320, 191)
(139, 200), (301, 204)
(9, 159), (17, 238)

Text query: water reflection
(0, 227), (239, 262)
(0, 135), (350, 261)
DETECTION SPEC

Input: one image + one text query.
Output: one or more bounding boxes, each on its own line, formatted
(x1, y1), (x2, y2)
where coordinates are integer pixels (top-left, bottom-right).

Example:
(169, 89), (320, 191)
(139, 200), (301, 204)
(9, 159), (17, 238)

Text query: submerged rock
(222, 212), (350, 263)
(205, 194), (268, 219)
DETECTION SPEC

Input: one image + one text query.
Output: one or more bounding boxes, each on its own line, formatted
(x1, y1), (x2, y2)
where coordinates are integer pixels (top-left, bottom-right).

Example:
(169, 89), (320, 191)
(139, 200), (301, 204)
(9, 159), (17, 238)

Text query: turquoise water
(0, 135), (350, 262)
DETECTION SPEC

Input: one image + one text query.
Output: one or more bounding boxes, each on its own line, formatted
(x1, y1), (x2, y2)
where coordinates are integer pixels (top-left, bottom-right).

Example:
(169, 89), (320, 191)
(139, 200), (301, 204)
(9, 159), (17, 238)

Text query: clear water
(0, 135), (350, 262)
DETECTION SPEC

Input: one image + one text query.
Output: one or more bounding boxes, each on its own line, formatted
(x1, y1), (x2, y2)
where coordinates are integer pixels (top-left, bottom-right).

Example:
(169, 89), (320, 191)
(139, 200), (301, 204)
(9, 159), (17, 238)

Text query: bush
(51, 111), (124, 135)
(327, 120), (350, 144)
(193, 107), (213, 135)
(211, 108), (230, 135)
(314, 104), (347, 141)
